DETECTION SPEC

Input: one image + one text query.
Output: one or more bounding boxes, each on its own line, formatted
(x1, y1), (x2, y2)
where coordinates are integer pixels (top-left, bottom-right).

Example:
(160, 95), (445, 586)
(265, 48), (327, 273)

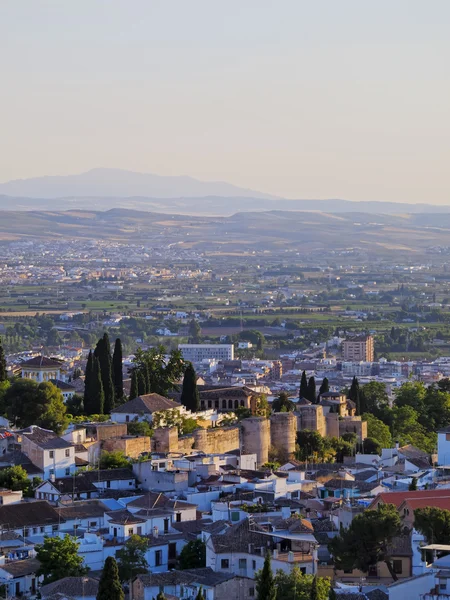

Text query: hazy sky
(1, 1), (449, 203)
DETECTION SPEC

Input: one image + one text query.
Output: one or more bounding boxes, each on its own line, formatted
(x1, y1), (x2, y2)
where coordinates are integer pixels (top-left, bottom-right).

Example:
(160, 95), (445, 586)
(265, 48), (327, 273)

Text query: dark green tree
(348, 376), (360, 415)
(91, 357), (105, 414)
(180, 363), (200, 412)
(328, 504), (402, 581)
(0, 379), (68, 434)
(329, 589), (337, 600)
(137, 369), (147, 396)
(318, 377), (329, 398)
(132, 346), (185, 397)
(83, 350), (94, 411)
(116, 535), (148, 582)
(255, 551), (276, 600)
(307, 376), (316, 404)
(414, 507), (450, 545)
(94, 333), (115, 413)
(97, 556), (124, 600)
(112, 338), (124, 401)
(409, 477), (418, 491)
(299, 370), (308, 400)
(130, 369), (140, 400)
(36, 535), (88, 583)
(273, 567), (331, 600)
(0, 337), (6, 382)
(194, 589), (203, 600)
(296, 430), (324, 461)
(178, 540), (206, 569)
(99, 451), (130, 470)
(272, 392), (295, 413)
(154, 593), (167, 600)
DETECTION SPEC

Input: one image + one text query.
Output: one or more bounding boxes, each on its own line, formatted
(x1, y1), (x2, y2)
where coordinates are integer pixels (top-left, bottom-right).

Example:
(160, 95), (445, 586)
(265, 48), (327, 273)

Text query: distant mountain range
(0, 168), (277, 201)
(1, 168), (450, 215)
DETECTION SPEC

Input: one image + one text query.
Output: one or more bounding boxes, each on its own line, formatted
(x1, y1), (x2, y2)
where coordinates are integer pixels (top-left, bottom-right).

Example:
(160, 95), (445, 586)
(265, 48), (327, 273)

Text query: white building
(110, 393), (183, 423)
(438, 427), (450, 465)
(178, 344), (234, 362)
(21, 356), (64, 383)
(21, 426), (75, 480)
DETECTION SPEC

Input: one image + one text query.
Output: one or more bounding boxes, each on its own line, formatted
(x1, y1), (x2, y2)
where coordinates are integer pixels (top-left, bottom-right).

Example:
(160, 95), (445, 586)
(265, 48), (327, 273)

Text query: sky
(1, 1), (449, 203)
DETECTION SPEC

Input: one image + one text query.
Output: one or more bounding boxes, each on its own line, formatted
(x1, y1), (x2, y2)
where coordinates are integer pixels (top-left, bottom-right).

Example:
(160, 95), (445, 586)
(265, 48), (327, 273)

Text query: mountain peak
(0, 168), (277, 200)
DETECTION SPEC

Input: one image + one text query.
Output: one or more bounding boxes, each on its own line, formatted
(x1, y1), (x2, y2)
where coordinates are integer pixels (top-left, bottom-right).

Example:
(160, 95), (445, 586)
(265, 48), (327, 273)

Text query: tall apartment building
(342, 335), (374, 362)
(178, 343), (234, 362)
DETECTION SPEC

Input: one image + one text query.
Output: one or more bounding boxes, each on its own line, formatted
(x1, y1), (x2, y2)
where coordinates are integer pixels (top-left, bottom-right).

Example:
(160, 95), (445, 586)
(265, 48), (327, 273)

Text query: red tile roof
(401, 497), (450, 511)
(369, 489), (450, 509)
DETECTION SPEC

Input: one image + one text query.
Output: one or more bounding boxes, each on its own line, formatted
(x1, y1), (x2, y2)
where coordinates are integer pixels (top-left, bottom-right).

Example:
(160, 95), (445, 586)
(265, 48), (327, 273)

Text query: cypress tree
(299, 370), (308, 400)
(194, 588), (203, 600)
(318, 377), (329, 398)
(92, 357), (105, 414)
(144, 363), (152, 394)
(137, 370), (146, 396)
(0, 337), (7, 382)
(180, 363), (200, 412)
(349, 376), (360, 415)
(97, 556), (124, 600)
(83, 350), (94, 413)
(0, 338), (8, 383)
(307, 376), (316, 403)
(256, 552), (276, 600)
(329, 589), (337, 600)
(112, 338), (124, 401)
(130, 369), (140, 400)
(94, 333), (115, 413)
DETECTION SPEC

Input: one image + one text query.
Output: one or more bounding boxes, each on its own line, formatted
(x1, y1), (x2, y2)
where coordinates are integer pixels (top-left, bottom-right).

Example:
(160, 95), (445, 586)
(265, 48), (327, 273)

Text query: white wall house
(21, 426), (76, 480)
(438, 427), (450, 465)
(110, 393), (183, 423)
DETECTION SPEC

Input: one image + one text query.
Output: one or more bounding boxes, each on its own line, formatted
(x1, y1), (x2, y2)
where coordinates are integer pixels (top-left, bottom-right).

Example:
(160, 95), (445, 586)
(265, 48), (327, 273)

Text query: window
(129, 481), (133, 485)
(252, 560), (256, 570)
(49, 451), (54, 459)
(368, 565), (377, 577)
(52, 525), (58, 532)
(33, 528), (37, 534)
(221, 559), (229, 569)
(65, 468), (70, 476)
(239, 558), (247, 569)
(90, 522), (97, 528)
(176, 513), (181, 522)
(164, 518), (169, 533)
(106, 481), (111, 489)
(24, 528), (30, 536)
(137, 527), (142, 535)
(49, 469), (55, 476)
(249, 588), (255, 597)
(74, 524), (79, 531)
(126, 415), (130, 423)
(155, 550), (162, 567)
(128, 528), (133, 536)
(65, 449), (70, 457)
(393, 560), (403, 575)
(300, 568), (306, 575)
(40, 527), (44, 533)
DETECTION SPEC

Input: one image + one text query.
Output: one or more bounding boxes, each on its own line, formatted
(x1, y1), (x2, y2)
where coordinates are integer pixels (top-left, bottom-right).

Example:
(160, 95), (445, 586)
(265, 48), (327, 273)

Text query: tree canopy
(328, 504), (402, 581)
(272, 568), (331, 600)
(178, 540), (206, 570)
(414, 507), (450, 545)
(116, 535), (149, 582)
(36, 535), (88, 583)
(132, 346), (185, 396)
(0, 379), (68, 434)
(99, 450), (131, 470)
(271, 392), (295, 413)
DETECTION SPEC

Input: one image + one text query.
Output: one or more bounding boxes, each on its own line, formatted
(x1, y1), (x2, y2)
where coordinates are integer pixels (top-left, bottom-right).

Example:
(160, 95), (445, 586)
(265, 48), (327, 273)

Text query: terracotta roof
(0, 558), (40, 577)
(111, 393), (180, 414)
(401, 497), (450, 511)
(22, 427), (73, 450)
(56, 501), (107, 520)
(369, 489), (450, 509)
(41, 577), (99, 598)
(0, 501), (61, 528)
(49, 379), (76, 391)
(135, 567), (234, 588)
(128, 492), (196, 511)
(21, 356), (62, 368)
(106, 509), (146, 525)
